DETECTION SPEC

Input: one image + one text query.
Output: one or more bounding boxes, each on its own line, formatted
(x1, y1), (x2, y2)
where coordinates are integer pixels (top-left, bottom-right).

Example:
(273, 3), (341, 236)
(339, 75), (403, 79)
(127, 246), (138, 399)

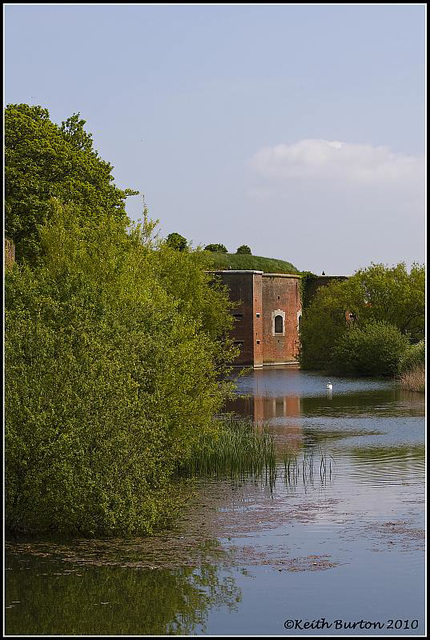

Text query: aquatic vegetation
(177, 418), (277, 481)
(398, 342), (425, 393)
(177, 418), (334, 492)
(399, 365), (425, 393)
(282, 448), (334, 489)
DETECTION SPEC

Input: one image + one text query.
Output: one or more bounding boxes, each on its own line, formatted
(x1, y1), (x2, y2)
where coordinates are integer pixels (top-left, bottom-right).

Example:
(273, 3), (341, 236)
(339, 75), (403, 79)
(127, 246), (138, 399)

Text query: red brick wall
(262, 275), (301, 363)
(211, 270), (302, 367)
(215, 271), (263, 366)
(253, 273), (263, 367)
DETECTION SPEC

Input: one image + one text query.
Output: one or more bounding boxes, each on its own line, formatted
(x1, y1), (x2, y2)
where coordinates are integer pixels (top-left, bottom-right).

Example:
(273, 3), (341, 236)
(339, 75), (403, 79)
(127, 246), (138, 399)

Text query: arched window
(274, 314), (283, 334)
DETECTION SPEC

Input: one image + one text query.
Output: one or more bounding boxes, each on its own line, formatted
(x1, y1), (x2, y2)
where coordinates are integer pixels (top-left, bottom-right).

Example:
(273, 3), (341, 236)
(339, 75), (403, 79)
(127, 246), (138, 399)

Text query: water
(5, 368), (425, 635)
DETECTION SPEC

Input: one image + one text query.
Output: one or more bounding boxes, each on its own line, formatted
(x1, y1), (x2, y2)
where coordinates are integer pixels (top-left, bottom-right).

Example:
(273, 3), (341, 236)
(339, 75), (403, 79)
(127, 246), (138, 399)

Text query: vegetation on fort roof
(206, 251), (300, 274)
(166, 232), (188, 252)
(236, 245), (252, 255)
(5, 104), (138, 264)
(204, 243), (228, 253)
(299, 262), (425, 377)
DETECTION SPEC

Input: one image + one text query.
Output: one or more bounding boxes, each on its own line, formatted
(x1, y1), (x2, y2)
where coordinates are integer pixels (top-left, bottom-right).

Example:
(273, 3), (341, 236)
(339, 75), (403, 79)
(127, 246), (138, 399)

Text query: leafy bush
(399, 340), (425, 373)
(204, 243), (228, 253)
(299, 281), (350, 370)
(236, 245), (251, 254)
(5, 206), (236, 536)
(300, 263), (425, 370)
(330, 322), (409, 376)
(166, 232), (188, 251)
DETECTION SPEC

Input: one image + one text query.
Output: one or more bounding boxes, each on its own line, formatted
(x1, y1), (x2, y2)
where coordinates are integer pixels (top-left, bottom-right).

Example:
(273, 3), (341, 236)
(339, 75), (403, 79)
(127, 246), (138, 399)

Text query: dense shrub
(330, 322), (409, 376)
(399, 340), (425, 373)
(236, 245), (251, 254)
(5, 206), (236, 536)
(299, 281), (350, 370)
(166, 232), (188, 251)
(204, 243), (228, 253)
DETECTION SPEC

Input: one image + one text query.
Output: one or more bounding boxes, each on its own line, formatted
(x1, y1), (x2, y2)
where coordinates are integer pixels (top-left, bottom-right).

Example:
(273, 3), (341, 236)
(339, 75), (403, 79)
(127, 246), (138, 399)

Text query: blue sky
(5, 4), (426, 274)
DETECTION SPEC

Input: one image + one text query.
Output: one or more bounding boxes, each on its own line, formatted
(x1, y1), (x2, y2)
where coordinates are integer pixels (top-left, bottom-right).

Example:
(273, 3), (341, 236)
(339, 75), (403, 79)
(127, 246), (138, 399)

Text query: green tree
(5, 205), (236, 536)
(166, 232), (188, 251)
(204, 244), (228, 253)
(5, 103), (138, 262)
(300, 262), (425, 371)
(399, 340), (425, 373)
(299, 280), (349, 370)
(236, 245), (251, 254)
(342, 262), (425, 342)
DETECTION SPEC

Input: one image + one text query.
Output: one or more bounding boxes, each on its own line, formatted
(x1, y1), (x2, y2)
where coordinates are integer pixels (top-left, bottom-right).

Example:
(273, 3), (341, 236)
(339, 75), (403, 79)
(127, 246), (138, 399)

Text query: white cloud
(246, 139), (424, 274)
(250, 139), (424, 188)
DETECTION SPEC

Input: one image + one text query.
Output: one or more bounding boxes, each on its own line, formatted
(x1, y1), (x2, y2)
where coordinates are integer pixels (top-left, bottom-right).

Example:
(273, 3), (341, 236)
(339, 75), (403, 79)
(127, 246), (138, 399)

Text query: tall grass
(282, 449), (334, 490)
(177, 418), (277, 482)
(399, 365), (425, 393)
(177, 418), (334, 490)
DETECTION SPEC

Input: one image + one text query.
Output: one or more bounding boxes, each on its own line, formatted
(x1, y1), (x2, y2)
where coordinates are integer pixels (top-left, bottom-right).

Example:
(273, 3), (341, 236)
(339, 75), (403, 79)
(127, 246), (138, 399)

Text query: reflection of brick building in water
(226, 393), (303, 451)
(212, 270), (302, 367)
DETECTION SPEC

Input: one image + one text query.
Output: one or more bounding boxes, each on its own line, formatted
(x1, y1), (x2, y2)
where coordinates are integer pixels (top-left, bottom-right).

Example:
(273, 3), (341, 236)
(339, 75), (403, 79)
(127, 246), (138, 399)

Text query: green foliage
(5, 205), (236, 536)
(177, 418), (276, 479)
(300, 263), (425, 371)
(340, 262), (425, 343)
(166, 232), (188, 252)
(208, 252), (299, 273)
(204, 243), (228, 253)
(298, 271), (318, 309)
(5, 103), (138, 263)
(235, 245), (251, 254)
(299, 281), (350, 369)
(330, 322), (409, 376)
(399, 340), (425, 373)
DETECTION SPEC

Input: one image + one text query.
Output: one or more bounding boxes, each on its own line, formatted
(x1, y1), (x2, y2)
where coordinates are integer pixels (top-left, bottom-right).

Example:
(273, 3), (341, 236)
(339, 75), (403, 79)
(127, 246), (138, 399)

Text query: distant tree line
(300, 263), (425, 377)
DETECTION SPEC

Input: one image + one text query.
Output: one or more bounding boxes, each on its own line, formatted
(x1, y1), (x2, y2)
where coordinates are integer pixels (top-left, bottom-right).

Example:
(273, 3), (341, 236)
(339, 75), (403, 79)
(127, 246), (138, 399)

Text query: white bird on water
(326, 382), (333, 390)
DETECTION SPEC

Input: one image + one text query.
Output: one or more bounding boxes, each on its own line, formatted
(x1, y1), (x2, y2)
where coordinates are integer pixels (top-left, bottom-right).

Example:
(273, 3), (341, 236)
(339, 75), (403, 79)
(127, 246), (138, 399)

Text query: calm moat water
(5, 368), (425, 636)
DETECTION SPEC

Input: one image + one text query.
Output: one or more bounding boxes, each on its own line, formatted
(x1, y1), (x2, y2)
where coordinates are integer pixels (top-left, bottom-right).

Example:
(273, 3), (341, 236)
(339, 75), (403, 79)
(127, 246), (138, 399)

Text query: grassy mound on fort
(207, 252), (300, 274)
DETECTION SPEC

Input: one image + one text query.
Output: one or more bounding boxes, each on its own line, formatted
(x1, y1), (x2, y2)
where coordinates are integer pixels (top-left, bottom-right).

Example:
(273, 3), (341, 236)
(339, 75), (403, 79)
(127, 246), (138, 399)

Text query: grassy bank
(399, 365), (425, 393)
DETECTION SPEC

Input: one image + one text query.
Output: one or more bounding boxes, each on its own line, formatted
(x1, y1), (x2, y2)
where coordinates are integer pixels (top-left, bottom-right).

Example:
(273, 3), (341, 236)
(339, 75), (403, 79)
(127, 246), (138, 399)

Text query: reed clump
(399, 364), (425, 393)
(282, 449), (334, 488)
(177, 417), (277, 480)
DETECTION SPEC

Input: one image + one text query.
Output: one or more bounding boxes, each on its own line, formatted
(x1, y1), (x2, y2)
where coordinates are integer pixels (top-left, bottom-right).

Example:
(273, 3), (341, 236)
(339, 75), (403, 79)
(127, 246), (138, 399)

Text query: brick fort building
(212, 270), (302, 368)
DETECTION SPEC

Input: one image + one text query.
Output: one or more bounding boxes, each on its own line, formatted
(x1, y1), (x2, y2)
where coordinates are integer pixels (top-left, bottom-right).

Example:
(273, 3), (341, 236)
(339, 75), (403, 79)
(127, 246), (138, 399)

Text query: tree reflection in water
(5, 543), (241, 635)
